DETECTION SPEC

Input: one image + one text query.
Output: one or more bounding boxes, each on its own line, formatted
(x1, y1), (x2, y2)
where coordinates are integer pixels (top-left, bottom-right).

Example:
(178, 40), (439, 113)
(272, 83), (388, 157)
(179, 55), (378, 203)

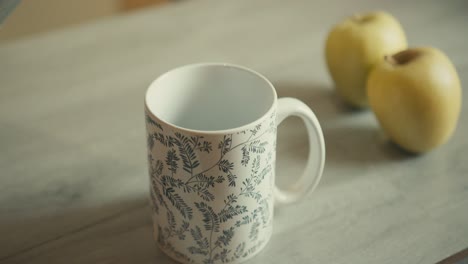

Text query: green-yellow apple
(367, 47), (462, 153)
(325, 11), (407, 108)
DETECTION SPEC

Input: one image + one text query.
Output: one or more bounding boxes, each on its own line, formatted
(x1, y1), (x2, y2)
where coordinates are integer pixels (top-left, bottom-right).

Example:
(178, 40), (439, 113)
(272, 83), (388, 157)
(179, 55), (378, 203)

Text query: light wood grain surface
(1, 0), (467, 263)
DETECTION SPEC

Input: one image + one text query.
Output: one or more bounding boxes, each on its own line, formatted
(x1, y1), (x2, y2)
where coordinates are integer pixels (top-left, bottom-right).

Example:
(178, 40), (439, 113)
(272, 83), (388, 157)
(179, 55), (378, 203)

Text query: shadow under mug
(145, 63), (325, 264)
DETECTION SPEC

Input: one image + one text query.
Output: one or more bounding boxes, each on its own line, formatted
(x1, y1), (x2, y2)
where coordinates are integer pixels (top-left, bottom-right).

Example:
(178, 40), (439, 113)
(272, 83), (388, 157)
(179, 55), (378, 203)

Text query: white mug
(145, 63), (325, 264)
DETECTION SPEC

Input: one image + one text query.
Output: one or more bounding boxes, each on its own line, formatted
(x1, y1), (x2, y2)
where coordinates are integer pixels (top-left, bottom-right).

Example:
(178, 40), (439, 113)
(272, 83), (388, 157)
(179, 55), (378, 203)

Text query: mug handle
(274, 97), (326, 204)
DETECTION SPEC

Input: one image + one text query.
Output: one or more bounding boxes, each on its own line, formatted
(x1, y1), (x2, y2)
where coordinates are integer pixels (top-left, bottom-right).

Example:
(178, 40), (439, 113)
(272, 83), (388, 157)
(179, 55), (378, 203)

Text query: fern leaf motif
(165, 149), (180, 174)
(174, 132), (200, 174)
(195, 202), (220, 232)
(163, 186), (193, 219)
(145, 113), (163, 131)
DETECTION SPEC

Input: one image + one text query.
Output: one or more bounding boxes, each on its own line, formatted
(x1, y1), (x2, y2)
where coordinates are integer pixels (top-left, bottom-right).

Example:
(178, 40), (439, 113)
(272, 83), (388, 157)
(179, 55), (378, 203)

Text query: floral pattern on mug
(146, 110), (277, 264)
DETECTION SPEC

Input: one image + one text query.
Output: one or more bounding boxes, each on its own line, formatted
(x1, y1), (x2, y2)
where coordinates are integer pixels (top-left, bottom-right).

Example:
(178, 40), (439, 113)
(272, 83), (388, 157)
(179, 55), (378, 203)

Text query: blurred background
(0, 0), (170, 42)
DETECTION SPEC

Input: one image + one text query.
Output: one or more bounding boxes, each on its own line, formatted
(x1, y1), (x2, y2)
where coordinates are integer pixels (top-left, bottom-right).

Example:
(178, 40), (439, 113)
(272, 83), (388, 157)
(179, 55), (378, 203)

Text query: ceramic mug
(145, 63), (325, 264)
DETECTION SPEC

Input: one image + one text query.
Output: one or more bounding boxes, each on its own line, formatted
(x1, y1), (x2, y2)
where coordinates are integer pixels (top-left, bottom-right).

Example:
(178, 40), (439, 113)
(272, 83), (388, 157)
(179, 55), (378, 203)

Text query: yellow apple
(325, 11), (407, 108)
(367, 47), (462, 153)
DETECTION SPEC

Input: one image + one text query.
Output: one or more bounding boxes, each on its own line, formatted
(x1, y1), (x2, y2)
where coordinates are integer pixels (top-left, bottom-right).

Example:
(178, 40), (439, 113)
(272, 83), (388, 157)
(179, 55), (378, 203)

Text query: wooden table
(1, 0), (467, 263)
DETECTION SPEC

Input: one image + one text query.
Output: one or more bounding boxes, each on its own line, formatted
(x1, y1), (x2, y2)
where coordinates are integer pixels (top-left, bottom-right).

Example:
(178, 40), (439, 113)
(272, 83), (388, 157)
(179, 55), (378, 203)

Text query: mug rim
(144, 62), (278, 135)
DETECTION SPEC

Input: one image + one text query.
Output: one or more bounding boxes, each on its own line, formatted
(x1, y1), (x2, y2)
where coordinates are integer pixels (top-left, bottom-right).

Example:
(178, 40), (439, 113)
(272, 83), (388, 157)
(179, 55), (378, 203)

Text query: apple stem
(387, 49), (421, 66)
(352, 14), (373, 23)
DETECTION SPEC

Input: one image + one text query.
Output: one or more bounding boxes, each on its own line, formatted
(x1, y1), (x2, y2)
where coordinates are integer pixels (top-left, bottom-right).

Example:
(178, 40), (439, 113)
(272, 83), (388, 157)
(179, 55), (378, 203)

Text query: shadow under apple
(273, 81), (369, 119)
(273, 80), (419, 187)
(324, 125), (417, 165)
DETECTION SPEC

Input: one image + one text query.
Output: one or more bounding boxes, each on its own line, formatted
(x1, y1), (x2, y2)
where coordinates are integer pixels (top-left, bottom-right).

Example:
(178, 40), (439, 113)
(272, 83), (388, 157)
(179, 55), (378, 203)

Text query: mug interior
(145, 63), (276, 131)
